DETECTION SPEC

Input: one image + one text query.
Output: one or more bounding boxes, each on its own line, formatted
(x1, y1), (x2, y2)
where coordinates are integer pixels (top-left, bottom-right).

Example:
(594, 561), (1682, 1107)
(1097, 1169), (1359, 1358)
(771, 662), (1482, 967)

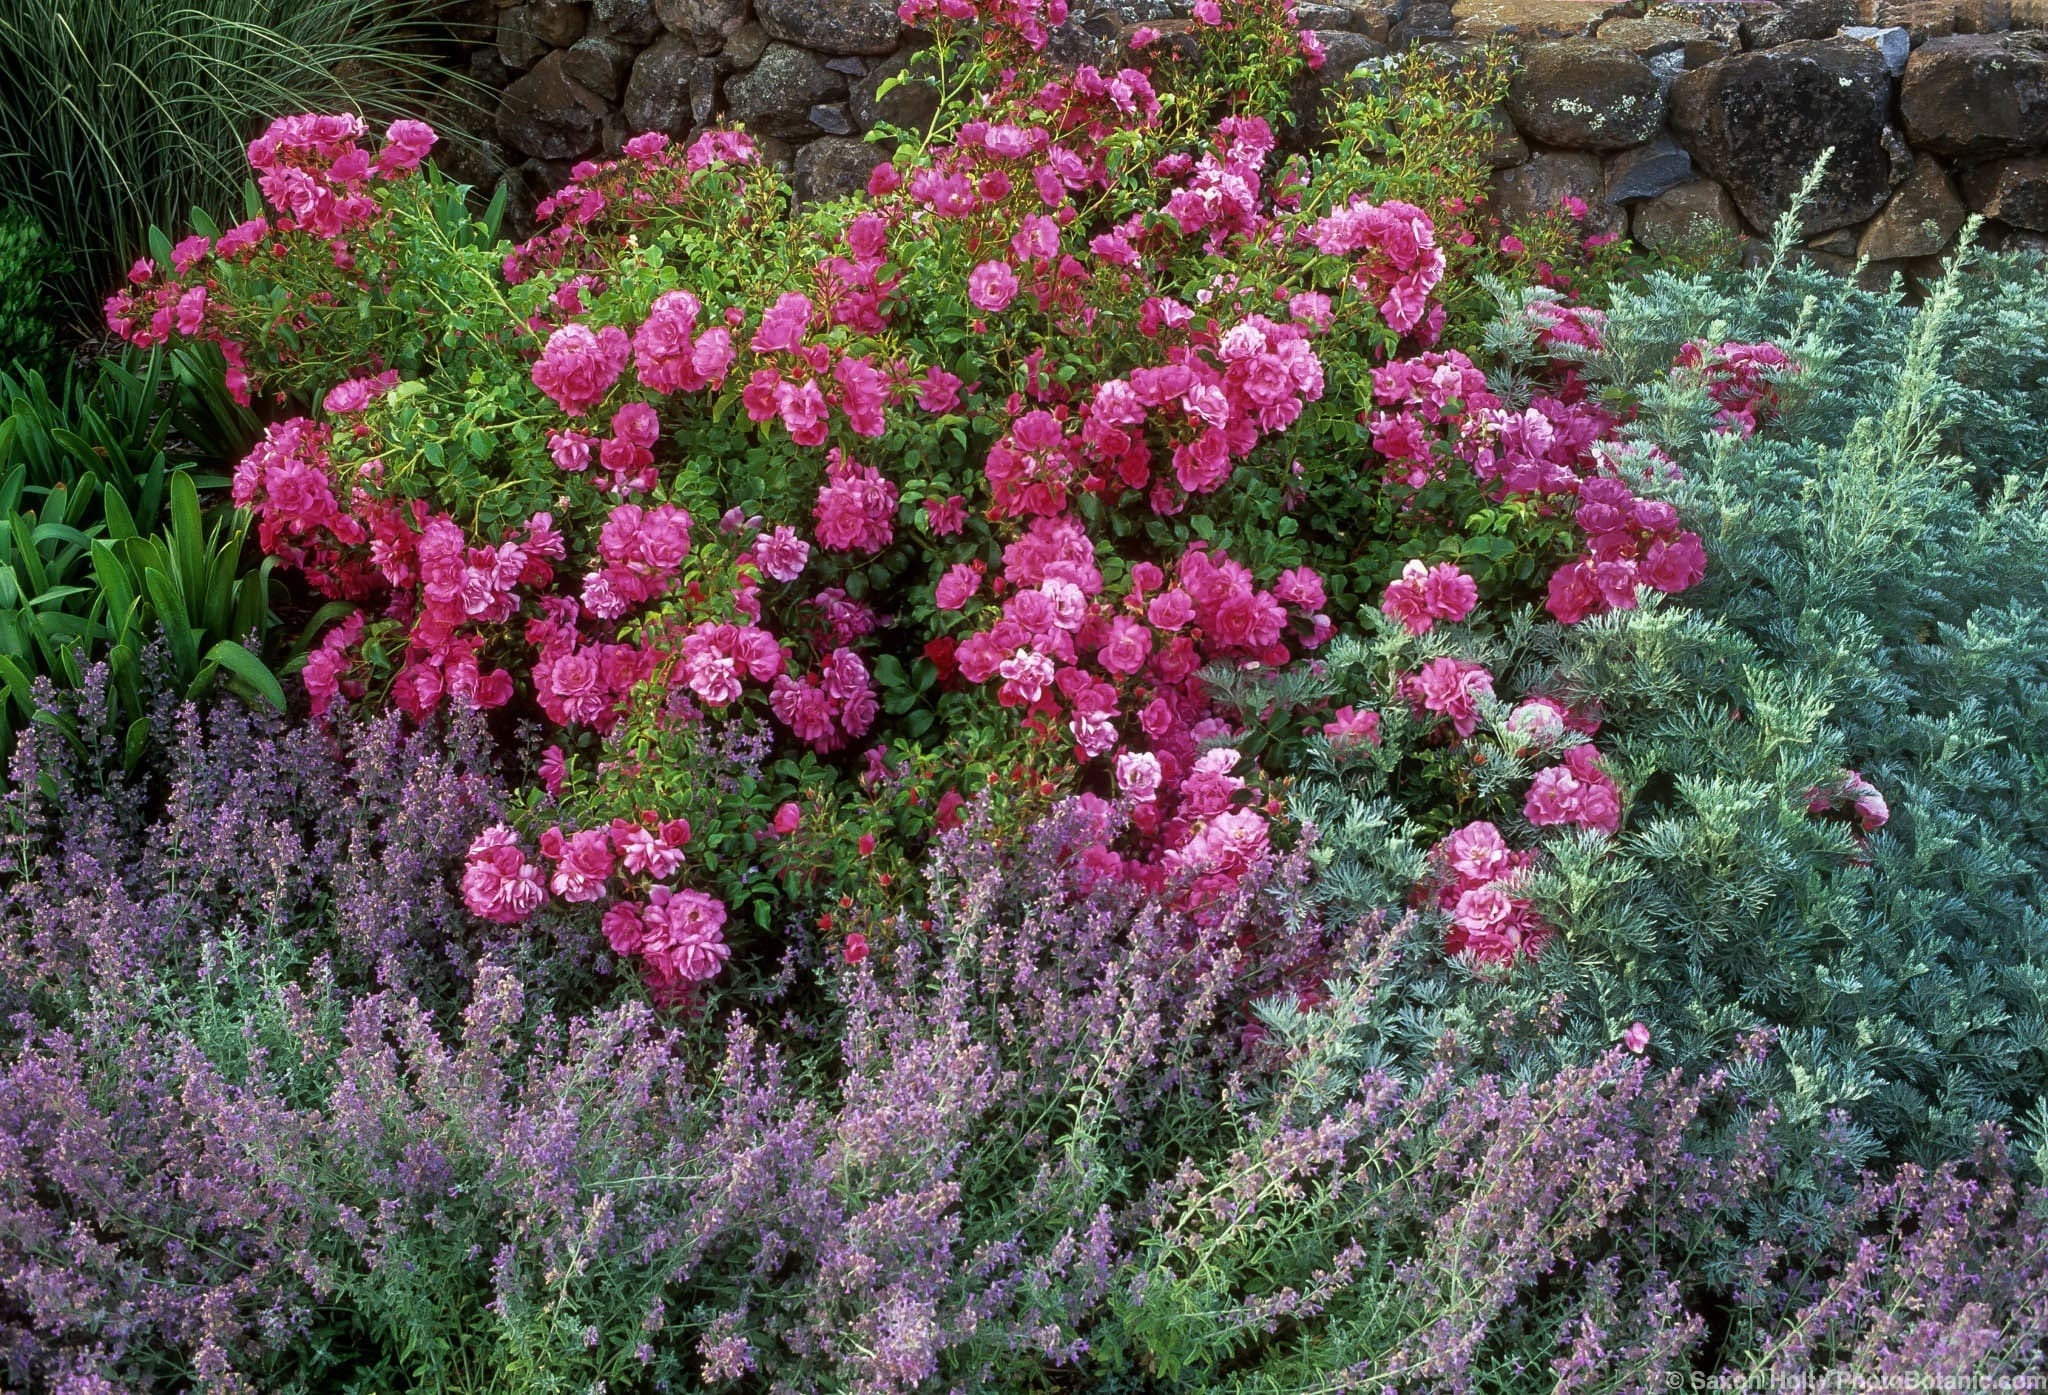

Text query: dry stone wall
(450, 0), (2048, 274)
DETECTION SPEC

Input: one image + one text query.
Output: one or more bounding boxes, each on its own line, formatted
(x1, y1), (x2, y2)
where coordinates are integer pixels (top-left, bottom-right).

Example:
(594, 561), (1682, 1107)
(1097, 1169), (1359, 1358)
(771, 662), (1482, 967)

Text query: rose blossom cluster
(980, 310), (1326, 521)
(812, 450), (900, 553)
(1677, 339), (1796, 436)
(460, 825), (548, 925)
(1544, 477), (1707, 625)
(108, 0), (1736, 1001)
(1307, 195), (1446, 334)
(634, 289), (738, 394)
(1428, 820), (1550, 964)
(1381, 559), (1478, 636)
(230, 418), (561, 717)
(788, 216), (883, 341)
(1400, 656), (1495, 738)
(502, 128), (766, 285)
(459, 819), (732, 998)
(581, 501), (694, 620)
(1368, 347), (1614, 502)
(1360, 332), (1714, 638)
(940, 516), (1325, 899)
(1525, 745), (1623, 835)
(740, 293), (893, 446)
(884, 62), (1160, 245)
(1161, 115), (1281, 254)
(897, 0), (1070, 50)
(103, 116), (435, 403)
(1366, 350), (1502, 490)
(247, 113), (435, 236)
(1382, 647), (1624, 959)
(532, 324), (631, 416)
(559, 403), (656, 495)
(525, 602), (659, 734)
(767, 648), (880, 754)
(677, 621), (788, 707)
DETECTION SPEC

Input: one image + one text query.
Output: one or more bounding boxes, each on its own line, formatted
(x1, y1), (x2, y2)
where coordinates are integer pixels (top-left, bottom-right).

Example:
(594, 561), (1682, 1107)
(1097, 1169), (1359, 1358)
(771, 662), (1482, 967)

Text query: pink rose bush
(1382, 560), (1478, 635)
(1426, 820), (1547, 963)
(1677, 339), (1797, 436)
(1524, 745), (1623, 835)
(106, 0), (1763, 994)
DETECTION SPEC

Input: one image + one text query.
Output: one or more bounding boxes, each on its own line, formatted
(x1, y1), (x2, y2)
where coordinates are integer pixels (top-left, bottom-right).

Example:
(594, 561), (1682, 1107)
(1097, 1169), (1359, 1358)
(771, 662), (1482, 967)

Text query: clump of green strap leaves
(0, 349), (287, 767)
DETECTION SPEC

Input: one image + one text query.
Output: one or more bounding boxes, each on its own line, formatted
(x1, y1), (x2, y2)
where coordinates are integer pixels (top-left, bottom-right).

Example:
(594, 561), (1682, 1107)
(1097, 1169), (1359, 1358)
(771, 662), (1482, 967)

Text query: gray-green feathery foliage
(1261, 212), (2048, 1171)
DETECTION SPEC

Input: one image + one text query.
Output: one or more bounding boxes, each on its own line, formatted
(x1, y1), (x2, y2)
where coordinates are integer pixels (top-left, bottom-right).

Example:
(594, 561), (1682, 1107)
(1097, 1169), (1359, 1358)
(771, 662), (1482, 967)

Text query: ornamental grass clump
(0, 0), (466, 315)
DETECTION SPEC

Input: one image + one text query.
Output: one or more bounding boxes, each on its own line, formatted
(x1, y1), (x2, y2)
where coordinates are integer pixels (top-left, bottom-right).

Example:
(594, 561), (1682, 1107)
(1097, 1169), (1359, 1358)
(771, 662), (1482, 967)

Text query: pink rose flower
(923, 495), (968, 535)
(1115, 750), (1163, 800)
(639, 886), (730, 984)
(754, 526), (810, 582)
(533, 323), (631, 416)
(1096, 616), (1153, 676)
(1382, 559), (1478, 636)
(541, 825), (616, 903)
(1322, 706), (1382, 747)
(968, 260), (1019, 313)
(460, 825), (547, 925)
(934, 562), (982, 611)
(1410, 656), (1493, 737)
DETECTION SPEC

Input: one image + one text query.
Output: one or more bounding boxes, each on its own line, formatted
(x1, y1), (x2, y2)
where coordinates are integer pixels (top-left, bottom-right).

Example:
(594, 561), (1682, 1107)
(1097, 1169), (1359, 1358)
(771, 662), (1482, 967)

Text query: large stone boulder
(1631, 178), (1744, 252)
(727, 21), (770, 67)
(728, 43), (848, 139)
(1392, 2), (1455, 43)
(1489, 149), (1625, 235)
(1856, 153), (1967, 259)
(1645, 0), (1746, 53)
(852, 47), (941, 134)
(656, 0), (748, 52)
(497, 6), (553, 73)
(1347, 0), (1405, 42)
(1508, 41), (1665, 150)
(1604, 133), (1693, 202)
(756, 0), (903, 54)
(1738, 0), (1855, 48)
(1961, 156), (2048, 229)
(1669, 40), (1894, 236)
(1841, 25), (1911, 77)
(562, 34), (637, 102)
(1451, 0), (1629, 39)
(526, 0), (591, 46)
(1595, 16), (1728, 71)
(795, 135), (887, 203)
(591, 0), (663, 44)
(497, 50), (610, 161)
(623, 34), (721, 136)
(1900, 34), (2048, 160)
